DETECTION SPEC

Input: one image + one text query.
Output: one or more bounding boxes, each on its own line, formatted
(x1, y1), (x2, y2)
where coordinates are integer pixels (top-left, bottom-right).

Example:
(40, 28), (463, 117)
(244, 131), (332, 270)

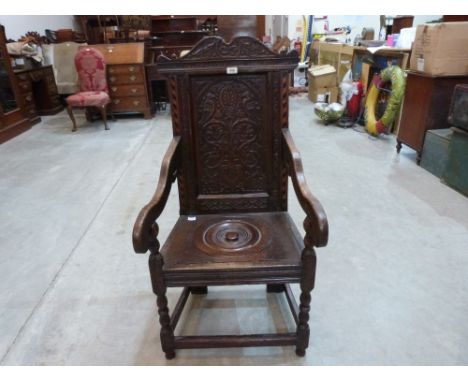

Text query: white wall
(0, 15), (79, 40)
(285, 15), (442, 42)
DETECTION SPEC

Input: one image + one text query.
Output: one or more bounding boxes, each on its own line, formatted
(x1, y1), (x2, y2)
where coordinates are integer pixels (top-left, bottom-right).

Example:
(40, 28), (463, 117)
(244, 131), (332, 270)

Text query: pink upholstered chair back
(75, 48), (108, 93)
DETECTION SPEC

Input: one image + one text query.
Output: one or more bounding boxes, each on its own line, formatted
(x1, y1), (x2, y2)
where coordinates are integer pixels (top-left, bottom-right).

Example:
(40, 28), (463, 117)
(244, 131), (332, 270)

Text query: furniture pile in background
(419, 85), (468, 196)
(0, 16), (269, 143)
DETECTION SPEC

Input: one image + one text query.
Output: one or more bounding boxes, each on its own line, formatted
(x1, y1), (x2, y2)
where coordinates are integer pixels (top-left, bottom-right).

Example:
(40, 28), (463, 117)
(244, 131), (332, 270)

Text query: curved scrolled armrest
(133, 136), (181, 253)
(282, 129), (328, 247)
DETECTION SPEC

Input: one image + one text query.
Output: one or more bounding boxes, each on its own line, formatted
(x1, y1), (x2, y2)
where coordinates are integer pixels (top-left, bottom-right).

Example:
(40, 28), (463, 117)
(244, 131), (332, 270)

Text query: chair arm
(282, 129), (328, 247)
(132, 136), (181, 253)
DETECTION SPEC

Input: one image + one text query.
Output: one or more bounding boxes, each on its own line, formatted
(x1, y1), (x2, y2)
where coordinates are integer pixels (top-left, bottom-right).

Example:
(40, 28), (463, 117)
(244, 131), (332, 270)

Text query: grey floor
(0, 95), (467, 365)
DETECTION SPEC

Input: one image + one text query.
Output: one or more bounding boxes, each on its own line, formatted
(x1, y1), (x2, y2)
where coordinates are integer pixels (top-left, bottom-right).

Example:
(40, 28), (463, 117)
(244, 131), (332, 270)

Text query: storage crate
(420, 129), (453, 178)
(443, 127), (468, 196)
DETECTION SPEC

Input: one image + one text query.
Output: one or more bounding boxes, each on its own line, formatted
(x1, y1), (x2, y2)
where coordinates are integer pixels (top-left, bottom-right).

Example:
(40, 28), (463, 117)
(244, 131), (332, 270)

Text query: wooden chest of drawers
(82, 43), (152, 119)
(14, 65), (63, 124)
(396, 71), (468, 164)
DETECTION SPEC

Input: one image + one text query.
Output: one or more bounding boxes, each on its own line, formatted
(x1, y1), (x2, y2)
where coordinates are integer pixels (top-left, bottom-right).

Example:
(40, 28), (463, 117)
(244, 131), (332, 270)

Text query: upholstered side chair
(133, 36), (329, 359)
(66, 48), (112, 132)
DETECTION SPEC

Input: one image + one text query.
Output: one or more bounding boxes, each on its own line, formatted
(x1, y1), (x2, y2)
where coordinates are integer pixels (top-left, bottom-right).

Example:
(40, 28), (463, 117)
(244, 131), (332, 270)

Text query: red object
(347, 81), (363, 120)
(66, 48), (110, 107)
(294, 39), (302, 54)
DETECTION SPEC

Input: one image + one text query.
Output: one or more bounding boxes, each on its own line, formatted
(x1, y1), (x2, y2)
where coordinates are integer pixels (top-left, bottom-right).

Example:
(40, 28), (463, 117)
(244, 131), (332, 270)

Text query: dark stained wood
(169, 287), (191, 330)
(267, 284), (286, 293)
(217, 16), (262, 41)
(14, 65), (63, 118)
(397, 71), (468, 164)
(133, 36), (328, 359)
(282, 128), (328, 247)
(0, 24), (32, 144)
(284, 283), (300, 325)
(174, 333), (297, 349)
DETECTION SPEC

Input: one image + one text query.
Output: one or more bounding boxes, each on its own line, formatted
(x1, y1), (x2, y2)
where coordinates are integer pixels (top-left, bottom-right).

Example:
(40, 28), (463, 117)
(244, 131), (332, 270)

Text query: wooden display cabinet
(0, 24), (31, 144)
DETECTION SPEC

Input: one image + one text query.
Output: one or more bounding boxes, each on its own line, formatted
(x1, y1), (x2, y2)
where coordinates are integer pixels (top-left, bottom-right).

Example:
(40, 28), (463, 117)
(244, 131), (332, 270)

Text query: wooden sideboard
(14, 65), (63, 124)
(82, 43), (151, 119)
(397, 71), (468, 164)
(0, 24), (31, 144)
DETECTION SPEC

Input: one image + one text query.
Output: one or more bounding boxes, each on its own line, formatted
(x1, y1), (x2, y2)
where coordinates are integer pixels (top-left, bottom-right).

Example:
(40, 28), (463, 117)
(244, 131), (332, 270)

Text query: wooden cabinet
(0, 24), (31, 144)
(83, 43), (151, 119)
(14, 65), (63, 124)
(396, 71), (468, 163)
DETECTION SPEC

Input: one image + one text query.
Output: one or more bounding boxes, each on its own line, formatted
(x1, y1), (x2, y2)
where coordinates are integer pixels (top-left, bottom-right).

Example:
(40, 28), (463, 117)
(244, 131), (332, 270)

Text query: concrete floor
(0, 95), (467, 365)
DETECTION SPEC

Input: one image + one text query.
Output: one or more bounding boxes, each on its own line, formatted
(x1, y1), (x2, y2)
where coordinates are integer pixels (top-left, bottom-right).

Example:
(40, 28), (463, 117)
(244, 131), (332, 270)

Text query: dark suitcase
(448, 84), (468, 132)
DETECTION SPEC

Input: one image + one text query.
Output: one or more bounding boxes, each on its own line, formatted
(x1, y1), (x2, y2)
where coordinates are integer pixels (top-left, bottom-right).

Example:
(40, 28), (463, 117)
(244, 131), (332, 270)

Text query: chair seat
(66, 91), (110, 107)
(160, 212), (304, 286)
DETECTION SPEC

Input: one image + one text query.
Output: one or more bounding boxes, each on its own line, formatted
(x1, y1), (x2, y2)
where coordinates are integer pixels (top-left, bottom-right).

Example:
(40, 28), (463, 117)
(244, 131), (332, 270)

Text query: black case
(448, 84), (468, 131)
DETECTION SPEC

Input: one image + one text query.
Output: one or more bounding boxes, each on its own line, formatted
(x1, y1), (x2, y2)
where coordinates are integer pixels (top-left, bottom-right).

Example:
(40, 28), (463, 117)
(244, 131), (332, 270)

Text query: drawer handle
(25, 95), (32, 102)
(21, 83), (28, 89)
(128, 66), (135, 72)
(129, 75), (136, 81)
(110, 76), (116, 82)
(113, 99), (120, 104)
(131, 88), (137, 94)
(133, 100), (140, 106)
(111, 87), (117, 92)
(109, 68), (114, 73)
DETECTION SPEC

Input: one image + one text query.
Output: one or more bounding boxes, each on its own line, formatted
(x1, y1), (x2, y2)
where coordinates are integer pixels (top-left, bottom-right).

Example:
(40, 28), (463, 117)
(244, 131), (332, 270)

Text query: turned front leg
(296, 247), (316, 356)
(148, 224), (175, 360)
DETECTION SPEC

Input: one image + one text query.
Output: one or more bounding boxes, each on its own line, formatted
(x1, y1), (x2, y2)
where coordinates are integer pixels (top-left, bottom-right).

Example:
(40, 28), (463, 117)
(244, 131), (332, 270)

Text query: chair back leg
(100, 105), (109, 130)
(66, 105), (77, 132)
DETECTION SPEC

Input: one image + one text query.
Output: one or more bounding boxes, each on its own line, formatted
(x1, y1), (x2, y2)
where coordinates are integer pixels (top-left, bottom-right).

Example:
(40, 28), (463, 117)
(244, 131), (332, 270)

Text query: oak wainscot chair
(133, 36), (328, 359)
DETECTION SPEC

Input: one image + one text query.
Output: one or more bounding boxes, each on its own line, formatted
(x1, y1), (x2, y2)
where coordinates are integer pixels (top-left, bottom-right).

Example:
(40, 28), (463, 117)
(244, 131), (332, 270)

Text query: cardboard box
(308, 86), (339, 104)
(410, 22), (468, 76)
(307, 65), (337, 88)
(318, 42), (355, 82)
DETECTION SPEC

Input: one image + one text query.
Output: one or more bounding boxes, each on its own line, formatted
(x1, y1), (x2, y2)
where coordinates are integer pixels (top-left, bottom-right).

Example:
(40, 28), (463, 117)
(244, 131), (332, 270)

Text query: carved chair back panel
(157, 37), (298, 215)
(190, 74), (271, 210)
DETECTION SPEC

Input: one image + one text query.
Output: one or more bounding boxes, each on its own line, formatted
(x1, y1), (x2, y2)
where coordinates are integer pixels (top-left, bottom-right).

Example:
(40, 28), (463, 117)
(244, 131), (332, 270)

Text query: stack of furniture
(13, 65), (63, 124)
(147, 16), (213, 61)
(443, 85), (468, 195)
(83, 43), (151, 119)
(0, 24), (31, 143)
(45, 29), (86, 44)
(146, 16), (214, 111)
(396, 71), (468, 164)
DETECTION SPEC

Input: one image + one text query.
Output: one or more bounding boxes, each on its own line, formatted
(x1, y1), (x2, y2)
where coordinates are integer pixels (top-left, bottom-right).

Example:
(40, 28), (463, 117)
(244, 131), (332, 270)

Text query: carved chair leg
(296, 247), (317, 357)
(190, 286), (208, 295)
(148, 224), (175, 360)
(100, 105), (109, 130)
(66, 105), (77, 132)
(266, 284), (285, 293)
(396, 140), (402, 153)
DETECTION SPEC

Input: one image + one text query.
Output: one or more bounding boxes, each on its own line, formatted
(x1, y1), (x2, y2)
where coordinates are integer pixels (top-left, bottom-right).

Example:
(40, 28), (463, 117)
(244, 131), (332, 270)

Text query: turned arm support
(282, 129), (328, 248)
(133, 136), (181, 253)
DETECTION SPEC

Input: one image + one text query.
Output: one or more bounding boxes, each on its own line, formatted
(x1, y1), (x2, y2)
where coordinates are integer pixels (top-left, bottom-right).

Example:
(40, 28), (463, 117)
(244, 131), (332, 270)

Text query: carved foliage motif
(183, 37), (276, 61)
(192, 75), (267, 195)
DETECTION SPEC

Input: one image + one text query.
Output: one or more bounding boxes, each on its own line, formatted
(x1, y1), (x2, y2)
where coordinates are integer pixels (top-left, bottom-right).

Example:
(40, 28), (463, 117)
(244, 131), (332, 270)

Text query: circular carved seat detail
(195, 219), (269, 254)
